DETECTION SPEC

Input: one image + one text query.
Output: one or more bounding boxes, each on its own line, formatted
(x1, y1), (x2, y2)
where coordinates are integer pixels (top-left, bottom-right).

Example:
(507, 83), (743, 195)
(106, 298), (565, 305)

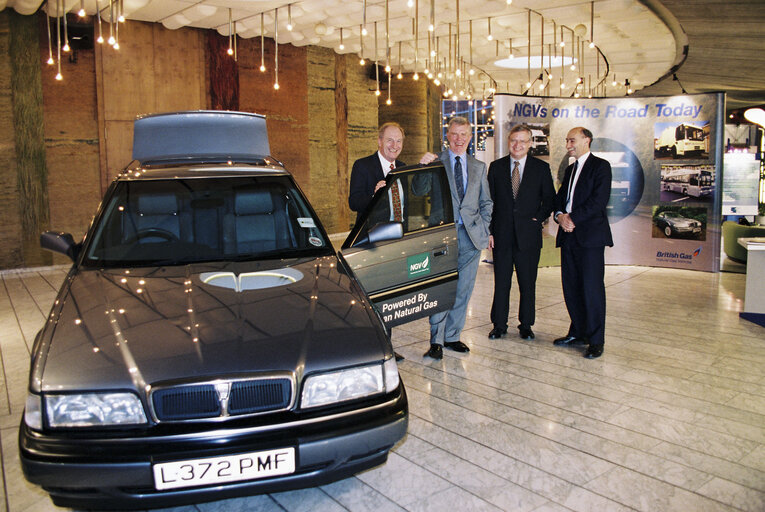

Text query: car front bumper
(20, 389), (407, 510)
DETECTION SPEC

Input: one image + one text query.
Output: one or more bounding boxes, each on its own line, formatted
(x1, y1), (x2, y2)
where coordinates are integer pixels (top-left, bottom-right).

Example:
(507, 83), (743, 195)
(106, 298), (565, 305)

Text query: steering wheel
(126, 228), (180, 244)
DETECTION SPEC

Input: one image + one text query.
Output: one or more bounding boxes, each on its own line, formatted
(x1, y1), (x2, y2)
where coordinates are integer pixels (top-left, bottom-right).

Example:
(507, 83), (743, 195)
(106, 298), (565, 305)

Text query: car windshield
(83, 176), (331, 267)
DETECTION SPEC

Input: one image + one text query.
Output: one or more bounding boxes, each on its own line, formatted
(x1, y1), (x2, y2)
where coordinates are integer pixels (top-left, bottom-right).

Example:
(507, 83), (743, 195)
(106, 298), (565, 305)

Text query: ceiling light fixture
(359, 23), (365, 65)
(260, 13), (266, 72)
(385, 0), (391, 73)
(339, 28), (344, 51)
(487, 17), (492, 41)
(45, 6), (54, 65)
(274, 8), (279, 90)
(362, 0), (368, 36)
(287, 4), (293, 31)
(55, 0), (62, 80)
(397, 41), (403, 79)
(413, 0), (419, 81)
(78, 0), (85, 17)
(113, 7), (120, 50)
(96, 0), (104, 43)
(62, 3), (70, 52)
(743, 108), (765, 128)
(374, 21), (381, 96)
(108, 0), (115, 46)
(386, 70), (392, 105)
(227, 9), (234, 56)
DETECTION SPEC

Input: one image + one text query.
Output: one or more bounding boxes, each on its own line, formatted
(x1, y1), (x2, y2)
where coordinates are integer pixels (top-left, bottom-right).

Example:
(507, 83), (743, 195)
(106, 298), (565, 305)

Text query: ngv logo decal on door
(407, 253), (430, 278)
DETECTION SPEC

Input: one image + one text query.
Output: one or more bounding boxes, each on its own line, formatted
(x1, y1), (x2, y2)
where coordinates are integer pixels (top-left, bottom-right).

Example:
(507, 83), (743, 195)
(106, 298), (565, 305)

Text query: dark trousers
(560, 241), (606, 346)
(490, 238), (540, 330)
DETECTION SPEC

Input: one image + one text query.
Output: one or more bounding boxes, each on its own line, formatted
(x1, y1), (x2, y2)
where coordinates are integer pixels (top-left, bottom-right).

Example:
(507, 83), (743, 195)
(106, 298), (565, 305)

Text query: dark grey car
(654, 210), (702, 238)
(19, 111), (458, 510)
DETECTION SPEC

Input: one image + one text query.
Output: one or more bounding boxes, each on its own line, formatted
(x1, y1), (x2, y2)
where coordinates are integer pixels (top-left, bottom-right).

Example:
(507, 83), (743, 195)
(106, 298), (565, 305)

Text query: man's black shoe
(394, 352), (404, 362)
(444, 341), (470, 352)
(424, 344), (443, 359)
(519, 327), (535, 340)
(553, 335), (588, 346)
(488, 327), (507, 339)
(584, 345), (604, 359)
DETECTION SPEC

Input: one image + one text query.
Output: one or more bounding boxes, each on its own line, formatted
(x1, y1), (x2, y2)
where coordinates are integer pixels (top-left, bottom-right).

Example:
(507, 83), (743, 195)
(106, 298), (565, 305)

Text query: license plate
(153, 447), (295, 490)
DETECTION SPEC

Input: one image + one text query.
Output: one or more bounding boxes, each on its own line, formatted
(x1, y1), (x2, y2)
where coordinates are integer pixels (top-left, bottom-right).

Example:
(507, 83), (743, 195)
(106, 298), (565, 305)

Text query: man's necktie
(454, 156), (464, 202)
(390, 163), (402, 222)
(565, 161), (578, 212)
(511, 160), (520, 199)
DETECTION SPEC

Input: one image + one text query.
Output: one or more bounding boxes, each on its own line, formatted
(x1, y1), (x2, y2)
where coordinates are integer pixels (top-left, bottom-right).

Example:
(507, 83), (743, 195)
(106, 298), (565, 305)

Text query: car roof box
(132, 110), (270, 164)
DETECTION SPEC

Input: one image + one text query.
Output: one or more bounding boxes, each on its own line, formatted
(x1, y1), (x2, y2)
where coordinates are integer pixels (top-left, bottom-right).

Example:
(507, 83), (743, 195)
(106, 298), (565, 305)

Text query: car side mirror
(40, 231), (80, 262)
(352, 221), (404, 247)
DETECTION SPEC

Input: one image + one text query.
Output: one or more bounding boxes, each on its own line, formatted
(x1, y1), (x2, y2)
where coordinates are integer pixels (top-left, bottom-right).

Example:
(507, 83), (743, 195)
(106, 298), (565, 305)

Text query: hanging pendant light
(274, 7), (279, 90)
(260, 13), (266, 72)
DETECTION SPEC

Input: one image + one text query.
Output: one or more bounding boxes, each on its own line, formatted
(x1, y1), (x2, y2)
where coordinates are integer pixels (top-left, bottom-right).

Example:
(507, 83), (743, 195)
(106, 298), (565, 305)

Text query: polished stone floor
(1, 260), (763, 511)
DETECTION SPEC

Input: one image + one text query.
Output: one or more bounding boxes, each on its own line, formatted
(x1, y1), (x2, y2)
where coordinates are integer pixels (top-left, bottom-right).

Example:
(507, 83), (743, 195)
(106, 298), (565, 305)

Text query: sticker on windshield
(308, 236), (323, 247)
(298, 217), (316, 228)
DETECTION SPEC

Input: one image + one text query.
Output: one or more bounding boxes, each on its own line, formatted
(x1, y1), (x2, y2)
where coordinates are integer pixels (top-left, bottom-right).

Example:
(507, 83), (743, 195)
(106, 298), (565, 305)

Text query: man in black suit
(553, 127), (613, 359)
(487, 125), (555, 341)
(349, 122), (406, 225)
(348, 122), (406, 362)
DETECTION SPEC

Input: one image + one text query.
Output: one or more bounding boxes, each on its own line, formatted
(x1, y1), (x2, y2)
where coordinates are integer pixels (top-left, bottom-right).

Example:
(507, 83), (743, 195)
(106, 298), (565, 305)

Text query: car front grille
(151, 377), (292, 422)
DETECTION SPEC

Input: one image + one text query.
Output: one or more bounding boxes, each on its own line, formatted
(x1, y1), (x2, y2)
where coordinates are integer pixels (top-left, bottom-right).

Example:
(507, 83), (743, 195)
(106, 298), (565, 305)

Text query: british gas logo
(407, 253), (430, 278)
(655, 246), (703, 264)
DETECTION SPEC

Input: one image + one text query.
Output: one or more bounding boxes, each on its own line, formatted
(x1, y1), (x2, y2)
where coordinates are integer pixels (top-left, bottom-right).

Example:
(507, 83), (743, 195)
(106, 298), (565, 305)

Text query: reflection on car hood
(34, 256), (386, 393)
(671, 217), (699, 226)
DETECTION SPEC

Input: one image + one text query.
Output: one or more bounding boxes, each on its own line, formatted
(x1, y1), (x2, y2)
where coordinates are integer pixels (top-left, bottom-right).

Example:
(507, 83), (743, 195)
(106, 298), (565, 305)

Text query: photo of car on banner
(18, 111), (458, 510)
(652, 206), (707, 240)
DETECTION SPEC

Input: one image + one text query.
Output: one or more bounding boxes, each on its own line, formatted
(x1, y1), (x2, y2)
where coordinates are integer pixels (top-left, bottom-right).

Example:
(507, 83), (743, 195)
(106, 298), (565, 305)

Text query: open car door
(341, 163), (458, 328)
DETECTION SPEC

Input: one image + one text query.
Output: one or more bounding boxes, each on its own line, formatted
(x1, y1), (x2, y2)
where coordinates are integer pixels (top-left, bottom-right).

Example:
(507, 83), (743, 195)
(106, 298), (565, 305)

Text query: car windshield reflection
(84, 176), (331, 268)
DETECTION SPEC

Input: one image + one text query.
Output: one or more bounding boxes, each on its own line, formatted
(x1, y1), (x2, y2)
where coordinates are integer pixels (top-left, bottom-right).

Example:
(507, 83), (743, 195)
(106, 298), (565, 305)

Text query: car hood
(33, 256), (387, 393)
(670, 217), (698, 227)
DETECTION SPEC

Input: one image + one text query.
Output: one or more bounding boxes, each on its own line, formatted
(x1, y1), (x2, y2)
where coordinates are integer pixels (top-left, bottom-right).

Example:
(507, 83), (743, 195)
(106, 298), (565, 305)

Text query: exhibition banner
(493, 93), (724, 271)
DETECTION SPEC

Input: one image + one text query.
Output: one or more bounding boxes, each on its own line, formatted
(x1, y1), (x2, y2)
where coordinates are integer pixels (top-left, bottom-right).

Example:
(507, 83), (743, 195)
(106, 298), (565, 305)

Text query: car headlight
(24, 394), (42, 431)
(45, 392), (148, 427)
(301, 358), (400, 409)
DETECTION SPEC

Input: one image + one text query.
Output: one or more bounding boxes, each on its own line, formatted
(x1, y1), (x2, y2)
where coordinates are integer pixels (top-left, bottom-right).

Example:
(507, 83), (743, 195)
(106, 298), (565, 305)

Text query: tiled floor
(1, 260), (764, 511)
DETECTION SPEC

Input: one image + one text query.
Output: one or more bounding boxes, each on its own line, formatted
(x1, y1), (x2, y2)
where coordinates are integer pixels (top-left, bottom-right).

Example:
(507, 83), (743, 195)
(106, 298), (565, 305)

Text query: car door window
(341, 164), (459, 328)
(346, 164), (454, 247)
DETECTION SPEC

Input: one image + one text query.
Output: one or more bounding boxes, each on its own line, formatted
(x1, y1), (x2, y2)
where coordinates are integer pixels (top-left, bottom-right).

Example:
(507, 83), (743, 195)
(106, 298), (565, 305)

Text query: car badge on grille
(215, 382), (231, 415)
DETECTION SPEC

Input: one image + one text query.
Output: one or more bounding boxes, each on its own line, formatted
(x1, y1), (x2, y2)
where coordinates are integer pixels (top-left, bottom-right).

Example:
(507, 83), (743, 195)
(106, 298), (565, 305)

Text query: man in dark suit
(419, 116), (493, 359)
(487, 125), (555, 341)
(553, 127), (613, 359)
(349, 122), (406, 225)
(348, 122), (407, 362)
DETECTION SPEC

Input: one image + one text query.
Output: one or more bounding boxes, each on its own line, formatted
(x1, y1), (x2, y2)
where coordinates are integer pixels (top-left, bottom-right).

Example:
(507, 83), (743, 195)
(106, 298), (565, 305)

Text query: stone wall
(0, 13), (24, 268)
(378, 74), (443, 164)
(0, 13), (402, 268)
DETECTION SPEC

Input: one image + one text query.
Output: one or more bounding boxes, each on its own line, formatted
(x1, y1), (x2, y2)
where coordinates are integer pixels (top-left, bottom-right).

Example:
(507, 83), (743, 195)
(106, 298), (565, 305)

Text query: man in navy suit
(487, 125), (555, 341)
(419, 117), (493, 359)
(553, 127), (613, 359)
(349, 122), (406, 225)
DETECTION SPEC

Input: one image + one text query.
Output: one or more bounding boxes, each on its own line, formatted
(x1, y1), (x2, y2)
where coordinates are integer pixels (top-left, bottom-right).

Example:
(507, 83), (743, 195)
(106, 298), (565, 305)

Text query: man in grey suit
(420, 116), (493, 359)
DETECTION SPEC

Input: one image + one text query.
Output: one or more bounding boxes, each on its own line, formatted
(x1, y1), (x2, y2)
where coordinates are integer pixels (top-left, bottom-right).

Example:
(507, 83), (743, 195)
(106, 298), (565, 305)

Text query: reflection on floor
(1, 261), (764, 511)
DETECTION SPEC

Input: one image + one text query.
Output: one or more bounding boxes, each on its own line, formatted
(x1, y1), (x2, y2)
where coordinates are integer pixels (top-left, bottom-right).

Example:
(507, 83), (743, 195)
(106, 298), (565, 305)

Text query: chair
(134, 193), (181, 242)
(722, 221), (765, 263)
(232, 188), (291, 254)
